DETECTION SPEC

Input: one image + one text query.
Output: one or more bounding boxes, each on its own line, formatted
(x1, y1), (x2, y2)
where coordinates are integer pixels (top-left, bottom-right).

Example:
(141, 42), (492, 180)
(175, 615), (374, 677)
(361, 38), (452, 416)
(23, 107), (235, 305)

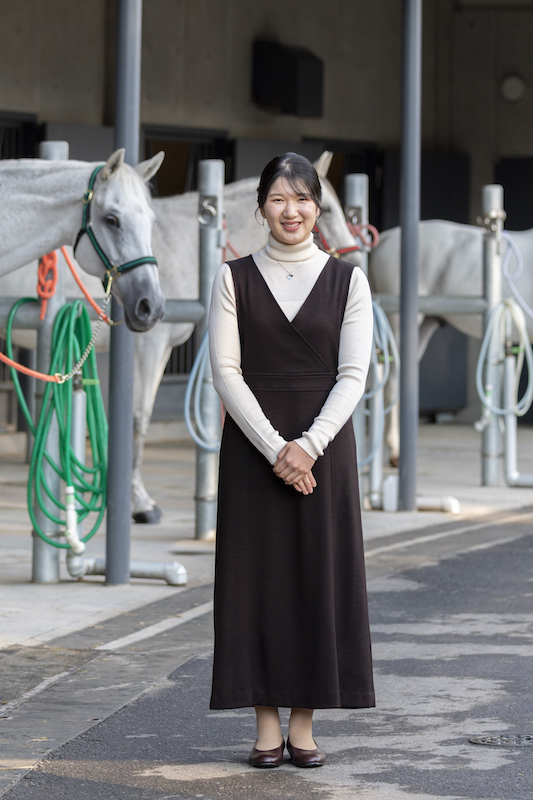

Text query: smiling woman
(208, 152), (375, 769)
(258, 154), (322, 249)
(260, 178), (319, 249)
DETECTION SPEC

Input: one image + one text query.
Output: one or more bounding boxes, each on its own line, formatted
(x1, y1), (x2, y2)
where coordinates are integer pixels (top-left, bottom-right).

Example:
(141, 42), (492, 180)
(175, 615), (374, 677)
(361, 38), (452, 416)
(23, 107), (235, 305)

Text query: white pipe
(504, 353), (533, 487)
(368, 360), (384, 509)
(66, 554), (187, 586)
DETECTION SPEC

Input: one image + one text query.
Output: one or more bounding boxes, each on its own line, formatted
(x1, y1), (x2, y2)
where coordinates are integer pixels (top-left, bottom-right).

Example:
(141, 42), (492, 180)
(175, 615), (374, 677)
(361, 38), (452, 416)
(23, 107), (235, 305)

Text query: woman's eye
(105, 214), (120, 227)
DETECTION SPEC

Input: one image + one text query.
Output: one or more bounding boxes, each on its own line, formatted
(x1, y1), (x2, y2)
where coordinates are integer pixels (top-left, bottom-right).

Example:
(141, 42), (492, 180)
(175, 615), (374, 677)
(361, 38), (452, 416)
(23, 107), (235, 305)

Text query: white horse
(369, 219), (533, 462)
(0, 149), (165, 331)
(1, 152), (360, 522)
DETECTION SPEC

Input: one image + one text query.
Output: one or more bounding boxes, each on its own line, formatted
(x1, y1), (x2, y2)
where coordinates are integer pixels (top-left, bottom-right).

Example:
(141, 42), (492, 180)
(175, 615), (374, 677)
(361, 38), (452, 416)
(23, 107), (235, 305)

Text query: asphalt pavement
(2, 425), (533, 799)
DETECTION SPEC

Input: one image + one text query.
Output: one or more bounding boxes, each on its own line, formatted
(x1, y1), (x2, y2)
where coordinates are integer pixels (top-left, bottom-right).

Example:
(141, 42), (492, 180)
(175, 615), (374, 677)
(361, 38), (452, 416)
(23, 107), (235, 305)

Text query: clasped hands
(273, 441), (317, 495)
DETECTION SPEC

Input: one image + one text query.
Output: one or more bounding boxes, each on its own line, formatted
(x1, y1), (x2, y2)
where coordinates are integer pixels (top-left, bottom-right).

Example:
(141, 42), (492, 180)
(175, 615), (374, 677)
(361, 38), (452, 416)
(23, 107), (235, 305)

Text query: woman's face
(260, 177), (319, 246)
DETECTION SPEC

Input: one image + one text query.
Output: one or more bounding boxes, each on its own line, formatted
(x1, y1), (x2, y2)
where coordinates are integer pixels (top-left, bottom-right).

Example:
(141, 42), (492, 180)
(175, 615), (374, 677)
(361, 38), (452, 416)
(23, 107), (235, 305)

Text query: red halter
(313, 223), (359, 258)
(313, 221), (380, 258)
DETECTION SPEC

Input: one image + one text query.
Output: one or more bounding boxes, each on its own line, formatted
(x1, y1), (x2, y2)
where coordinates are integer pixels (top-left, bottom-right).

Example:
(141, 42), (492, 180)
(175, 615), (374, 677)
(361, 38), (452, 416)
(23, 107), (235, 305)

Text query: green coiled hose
(6, 298), (108, 548)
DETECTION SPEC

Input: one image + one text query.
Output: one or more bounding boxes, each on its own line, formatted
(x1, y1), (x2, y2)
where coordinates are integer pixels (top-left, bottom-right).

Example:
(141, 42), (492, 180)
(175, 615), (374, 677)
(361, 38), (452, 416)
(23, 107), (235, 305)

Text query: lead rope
(0, 251), (114, 383)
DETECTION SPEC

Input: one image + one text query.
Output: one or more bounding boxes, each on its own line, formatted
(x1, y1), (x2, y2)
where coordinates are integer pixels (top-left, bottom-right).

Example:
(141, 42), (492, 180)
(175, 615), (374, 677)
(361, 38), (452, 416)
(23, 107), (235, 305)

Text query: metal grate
(469, 734), (533, 747)
(164, 328), (198, 376)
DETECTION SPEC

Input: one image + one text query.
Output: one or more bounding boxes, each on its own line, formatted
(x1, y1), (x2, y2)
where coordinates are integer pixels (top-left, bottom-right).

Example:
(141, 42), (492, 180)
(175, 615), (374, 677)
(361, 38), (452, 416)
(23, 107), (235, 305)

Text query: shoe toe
(287, 738), (326, 767)
(248, 740), (285, 768)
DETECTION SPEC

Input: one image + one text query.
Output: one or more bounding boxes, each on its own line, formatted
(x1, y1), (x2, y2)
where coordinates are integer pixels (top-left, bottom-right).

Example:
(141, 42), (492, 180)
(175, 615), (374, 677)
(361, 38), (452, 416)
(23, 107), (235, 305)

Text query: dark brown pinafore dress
(210, 255), (375, 710)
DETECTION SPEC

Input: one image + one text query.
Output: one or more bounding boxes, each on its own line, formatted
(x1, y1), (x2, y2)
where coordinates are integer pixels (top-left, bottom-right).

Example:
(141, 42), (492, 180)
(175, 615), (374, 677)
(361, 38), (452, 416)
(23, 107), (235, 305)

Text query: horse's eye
(105, 214), (120, 227)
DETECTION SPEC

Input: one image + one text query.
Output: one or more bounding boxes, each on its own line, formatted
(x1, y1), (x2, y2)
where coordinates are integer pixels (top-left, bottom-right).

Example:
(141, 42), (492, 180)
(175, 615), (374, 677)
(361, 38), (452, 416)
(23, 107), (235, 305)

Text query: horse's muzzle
(125, 294), (166, 332)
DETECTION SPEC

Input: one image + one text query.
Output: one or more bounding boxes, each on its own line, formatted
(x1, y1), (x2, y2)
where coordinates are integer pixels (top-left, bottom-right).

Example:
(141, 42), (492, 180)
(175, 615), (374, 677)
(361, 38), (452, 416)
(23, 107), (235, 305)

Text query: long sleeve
(209, 263), (288, 464)
(294, 268), (373, 459)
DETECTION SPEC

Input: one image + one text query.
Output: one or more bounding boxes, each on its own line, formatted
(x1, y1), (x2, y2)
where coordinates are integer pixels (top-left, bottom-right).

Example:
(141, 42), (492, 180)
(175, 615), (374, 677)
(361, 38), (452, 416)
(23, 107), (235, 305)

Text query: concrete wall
(449, 4), (533, 220)
(0, 1), (406, 144)
(0, 0), (532, 219)
(0, 0), (109, 126)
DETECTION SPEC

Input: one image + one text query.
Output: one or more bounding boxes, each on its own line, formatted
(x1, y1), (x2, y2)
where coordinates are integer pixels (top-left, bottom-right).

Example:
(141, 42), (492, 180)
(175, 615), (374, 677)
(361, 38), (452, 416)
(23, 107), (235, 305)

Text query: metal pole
(346, 174), (369, 478)
(105, 0), (143, 584)
(344, 174), (369, 277)
(195, 160), (224, 540)
(31, 142), (69, 583)
(481, 184), (504, 486)
(399, 0), (422, 511)
(17, 348), (36, 463)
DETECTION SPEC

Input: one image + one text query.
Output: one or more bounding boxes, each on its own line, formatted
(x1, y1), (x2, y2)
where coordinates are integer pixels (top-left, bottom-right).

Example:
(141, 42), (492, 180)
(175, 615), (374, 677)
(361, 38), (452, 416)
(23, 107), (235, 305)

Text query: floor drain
(469, 734), (533, 747)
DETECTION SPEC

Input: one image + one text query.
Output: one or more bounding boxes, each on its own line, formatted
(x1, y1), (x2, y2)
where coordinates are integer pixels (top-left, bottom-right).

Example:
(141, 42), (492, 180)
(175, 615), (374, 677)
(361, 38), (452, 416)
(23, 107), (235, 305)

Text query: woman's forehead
(267, 176), (311, 197)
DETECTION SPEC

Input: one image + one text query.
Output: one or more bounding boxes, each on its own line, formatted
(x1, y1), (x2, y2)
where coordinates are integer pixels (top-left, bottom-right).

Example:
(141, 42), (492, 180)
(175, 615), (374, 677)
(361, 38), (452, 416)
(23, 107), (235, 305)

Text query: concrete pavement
(1, 422), (533, 798)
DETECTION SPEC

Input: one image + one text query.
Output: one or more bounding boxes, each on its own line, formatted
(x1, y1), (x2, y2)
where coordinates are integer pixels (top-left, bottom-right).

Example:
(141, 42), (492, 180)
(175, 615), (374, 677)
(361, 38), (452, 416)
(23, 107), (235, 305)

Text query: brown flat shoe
(248, 739), (285, 768)
(287, 738), (326, 767)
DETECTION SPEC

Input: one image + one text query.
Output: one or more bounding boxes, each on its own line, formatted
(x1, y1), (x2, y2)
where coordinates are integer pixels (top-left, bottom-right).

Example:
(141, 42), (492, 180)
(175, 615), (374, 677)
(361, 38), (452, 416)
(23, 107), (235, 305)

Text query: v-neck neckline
(250, 254), (335, 327)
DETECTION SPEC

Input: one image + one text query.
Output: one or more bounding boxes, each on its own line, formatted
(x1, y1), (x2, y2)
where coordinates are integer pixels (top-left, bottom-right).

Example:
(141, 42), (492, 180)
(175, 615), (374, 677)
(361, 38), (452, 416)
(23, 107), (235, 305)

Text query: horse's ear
(102, 149), (126, 179)
(314, 151), (333, 179)
(135, 151), (165, 183)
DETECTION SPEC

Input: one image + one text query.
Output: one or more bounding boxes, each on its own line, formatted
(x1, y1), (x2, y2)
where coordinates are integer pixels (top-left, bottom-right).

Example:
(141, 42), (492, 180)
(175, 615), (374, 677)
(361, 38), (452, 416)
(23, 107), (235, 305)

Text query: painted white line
(96, 600), (214, 651)
(0, 669), (77, 718)
(364, 512), (533, 558)
(454, 534), (524, 556)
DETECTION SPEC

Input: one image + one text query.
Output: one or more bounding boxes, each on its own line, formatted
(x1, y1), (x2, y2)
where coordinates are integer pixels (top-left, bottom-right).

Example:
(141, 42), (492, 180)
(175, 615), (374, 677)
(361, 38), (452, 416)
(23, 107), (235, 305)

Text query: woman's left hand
(273, 441), (316, 486)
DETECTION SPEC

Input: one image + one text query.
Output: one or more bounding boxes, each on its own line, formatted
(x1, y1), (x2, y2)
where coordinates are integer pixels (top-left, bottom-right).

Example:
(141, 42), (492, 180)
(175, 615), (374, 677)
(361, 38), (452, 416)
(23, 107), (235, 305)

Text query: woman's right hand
(292, 471), (317, 496)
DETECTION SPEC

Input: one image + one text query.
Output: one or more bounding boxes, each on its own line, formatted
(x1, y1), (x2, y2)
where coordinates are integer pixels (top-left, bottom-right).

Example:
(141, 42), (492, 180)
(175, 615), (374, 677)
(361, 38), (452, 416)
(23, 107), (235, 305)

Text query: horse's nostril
(135, 297), (152, 320)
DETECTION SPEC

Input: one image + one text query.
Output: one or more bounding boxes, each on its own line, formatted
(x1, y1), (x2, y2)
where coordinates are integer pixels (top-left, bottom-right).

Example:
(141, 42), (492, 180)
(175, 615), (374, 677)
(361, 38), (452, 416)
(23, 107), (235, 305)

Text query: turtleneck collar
(264, 232), (318, 263)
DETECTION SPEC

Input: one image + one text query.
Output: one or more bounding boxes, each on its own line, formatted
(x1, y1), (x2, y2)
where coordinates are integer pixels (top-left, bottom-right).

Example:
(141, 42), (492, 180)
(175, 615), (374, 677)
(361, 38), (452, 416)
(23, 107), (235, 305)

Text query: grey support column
(195, 160), (224, 540)
(32, 142), (69, 582)
(344, 173), (369, 277)
(481, 185), (504, 486)
(105, 0), (143, 584)
(399, 0), (422, 511)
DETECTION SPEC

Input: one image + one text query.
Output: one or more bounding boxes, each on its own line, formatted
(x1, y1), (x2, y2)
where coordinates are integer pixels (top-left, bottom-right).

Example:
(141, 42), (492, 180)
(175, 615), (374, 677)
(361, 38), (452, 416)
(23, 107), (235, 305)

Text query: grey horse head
(74, 149), (166, 332)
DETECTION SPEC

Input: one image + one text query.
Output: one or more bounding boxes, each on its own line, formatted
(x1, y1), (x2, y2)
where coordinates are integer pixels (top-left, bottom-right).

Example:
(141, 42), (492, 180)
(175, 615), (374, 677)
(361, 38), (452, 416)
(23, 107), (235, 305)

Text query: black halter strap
(73, 165), (158, 292)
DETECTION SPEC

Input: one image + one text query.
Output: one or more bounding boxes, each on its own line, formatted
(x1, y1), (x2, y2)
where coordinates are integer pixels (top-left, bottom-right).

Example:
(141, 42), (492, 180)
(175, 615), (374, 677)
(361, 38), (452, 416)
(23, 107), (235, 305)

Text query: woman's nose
(284, 201), (298, 217)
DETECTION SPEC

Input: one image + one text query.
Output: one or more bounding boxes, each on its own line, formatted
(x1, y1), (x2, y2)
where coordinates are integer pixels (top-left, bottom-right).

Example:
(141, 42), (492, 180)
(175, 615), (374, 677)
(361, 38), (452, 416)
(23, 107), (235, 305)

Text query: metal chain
(55, 292), (112, 385)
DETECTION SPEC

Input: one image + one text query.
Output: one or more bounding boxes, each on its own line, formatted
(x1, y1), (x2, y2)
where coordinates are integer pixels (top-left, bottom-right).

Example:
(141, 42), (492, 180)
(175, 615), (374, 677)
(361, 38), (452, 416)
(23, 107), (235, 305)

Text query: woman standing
(209, 153), (375, 768)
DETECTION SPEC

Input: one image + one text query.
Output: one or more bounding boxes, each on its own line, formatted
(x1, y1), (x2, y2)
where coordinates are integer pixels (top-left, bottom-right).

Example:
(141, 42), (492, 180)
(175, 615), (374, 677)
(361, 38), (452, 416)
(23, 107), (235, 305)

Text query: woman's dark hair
(257, 152), (322, 210)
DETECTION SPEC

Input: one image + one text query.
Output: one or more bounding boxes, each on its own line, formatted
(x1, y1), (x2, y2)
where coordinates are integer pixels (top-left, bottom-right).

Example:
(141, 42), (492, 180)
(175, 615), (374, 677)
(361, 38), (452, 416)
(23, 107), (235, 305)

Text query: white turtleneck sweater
(209, 232), (373, 464)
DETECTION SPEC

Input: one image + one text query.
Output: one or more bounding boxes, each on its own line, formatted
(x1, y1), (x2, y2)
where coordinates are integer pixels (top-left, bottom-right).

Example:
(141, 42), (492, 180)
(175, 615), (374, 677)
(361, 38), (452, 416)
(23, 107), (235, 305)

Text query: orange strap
(0, 350), (59, 382)
(37, 252), (58, 321)
(348, 222), (380, 249)
(60, 246), (110, 324)
(0, 248), (111, 383)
